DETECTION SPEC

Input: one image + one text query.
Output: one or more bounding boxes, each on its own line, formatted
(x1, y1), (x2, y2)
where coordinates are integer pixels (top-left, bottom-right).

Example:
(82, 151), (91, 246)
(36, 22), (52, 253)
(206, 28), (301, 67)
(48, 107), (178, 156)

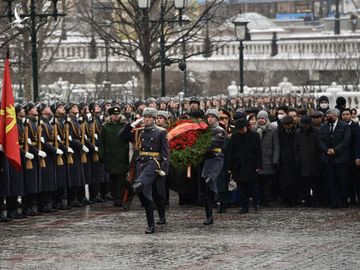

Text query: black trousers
(348, 165), (360, 205)
(325, 161), (349, 207)
(238, 180), (259, 210)
(109, 174), (127, 200)
(300, 175), (321, 206)
(257, 174), (274, 206)
(140, 183), (166, 227)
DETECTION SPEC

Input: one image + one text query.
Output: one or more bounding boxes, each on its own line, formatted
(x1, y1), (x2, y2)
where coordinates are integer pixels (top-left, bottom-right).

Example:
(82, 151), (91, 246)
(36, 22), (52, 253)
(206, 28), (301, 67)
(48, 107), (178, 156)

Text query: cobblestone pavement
(0, 196), (360, 270)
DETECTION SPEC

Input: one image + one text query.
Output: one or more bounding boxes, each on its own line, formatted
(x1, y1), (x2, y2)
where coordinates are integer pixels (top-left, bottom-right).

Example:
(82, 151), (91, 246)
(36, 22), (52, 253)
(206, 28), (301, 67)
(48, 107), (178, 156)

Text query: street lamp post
(138, 0), (188, 97)
(177, 12), (190, 97)
(232, 14), (249, 94)
(334, 0), (340, 35)
(2, 0), (66, 102)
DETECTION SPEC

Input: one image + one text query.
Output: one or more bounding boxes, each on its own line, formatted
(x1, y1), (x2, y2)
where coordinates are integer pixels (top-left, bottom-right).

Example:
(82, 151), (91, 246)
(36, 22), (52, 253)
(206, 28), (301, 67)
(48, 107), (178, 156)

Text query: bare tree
(0, 0), (73, 101)
(79, 0), (228, 98)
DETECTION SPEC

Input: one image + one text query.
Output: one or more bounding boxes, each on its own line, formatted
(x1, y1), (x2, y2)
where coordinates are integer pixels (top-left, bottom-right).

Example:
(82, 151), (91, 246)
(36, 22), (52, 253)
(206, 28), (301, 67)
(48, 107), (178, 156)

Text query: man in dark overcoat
(294, 115), (322, 206)
(278, 116), (299, 207)
(228, 118), (262, 213)
(319, 108), (351, 208)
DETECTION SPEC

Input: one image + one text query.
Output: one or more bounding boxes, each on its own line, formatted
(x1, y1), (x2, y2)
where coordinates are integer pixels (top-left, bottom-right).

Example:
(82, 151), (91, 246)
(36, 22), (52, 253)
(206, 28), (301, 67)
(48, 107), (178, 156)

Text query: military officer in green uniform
(98, 106), (130, 207)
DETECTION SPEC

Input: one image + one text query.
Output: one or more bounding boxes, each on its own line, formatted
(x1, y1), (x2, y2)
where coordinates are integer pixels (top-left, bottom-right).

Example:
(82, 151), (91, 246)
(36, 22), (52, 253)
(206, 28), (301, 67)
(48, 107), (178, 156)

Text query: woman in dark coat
(228, 118), (262, 213)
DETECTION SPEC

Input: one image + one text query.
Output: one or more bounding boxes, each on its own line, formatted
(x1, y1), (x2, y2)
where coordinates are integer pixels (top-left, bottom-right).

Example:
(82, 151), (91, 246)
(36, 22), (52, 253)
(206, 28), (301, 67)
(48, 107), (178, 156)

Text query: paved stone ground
(0, 195), (360, 270)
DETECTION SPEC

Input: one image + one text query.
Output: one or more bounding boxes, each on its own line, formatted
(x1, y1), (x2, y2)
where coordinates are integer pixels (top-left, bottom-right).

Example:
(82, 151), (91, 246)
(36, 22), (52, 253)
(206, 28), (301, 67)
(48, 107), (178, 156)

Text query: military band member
(121, 108), (170, 234)
(202, 109), (226, 225)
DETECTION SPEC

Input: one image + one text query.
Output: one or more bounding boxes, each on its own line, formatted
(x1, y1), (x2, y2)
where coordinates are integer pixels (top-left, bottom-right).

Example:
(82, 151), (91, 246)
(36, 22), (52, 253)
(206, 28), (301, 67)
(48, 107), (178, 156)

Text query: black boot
(217, 203), (227, 213)
(145, 206), (155, 234)
(0, 213), (11, 222)
(156, 200), (166, 225)
(203, 200), (213, 225)
(239, 207), (249, 214)
(7, 211), (24, 219)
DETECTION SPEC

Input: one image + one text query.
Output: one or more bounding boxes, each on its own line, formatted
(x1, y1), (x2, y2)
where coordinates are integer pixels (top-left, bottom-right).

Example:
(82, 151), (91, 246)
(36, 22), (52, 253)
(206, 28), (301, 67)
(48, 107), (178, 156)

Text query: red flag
(0, 57), (21, 170)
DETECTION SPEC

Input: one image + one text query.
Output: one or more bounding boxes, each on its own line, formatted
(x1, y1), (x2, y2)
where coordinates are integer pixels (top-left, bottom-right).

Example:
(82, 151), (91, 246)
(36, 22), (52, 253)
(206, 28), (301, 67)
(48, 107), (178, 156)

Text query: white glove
(57, 135), (61, 142)
(0, 144), (3, 152)
(94, 146), (98, 152)
(56, 149), (63, 155)
(38, 150), (47, 158)
(94, 134), (98, 140)
(68, 135), (72, 141)
(82, 145), (89, 153)
(67, 147), (74, 154)
(25, 152), (34, 160)
(131, 117), (143, 128)
(27, 138), (32, 144)
(40, 137), (45, 143)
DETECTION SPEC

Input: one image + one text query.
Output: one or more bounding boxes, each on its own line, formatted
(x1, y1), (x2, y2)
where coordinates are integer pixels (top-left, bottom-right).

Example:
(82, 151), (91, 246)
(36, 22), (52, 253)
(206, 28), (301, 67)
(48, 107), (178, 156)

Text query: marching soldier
(51, 101), (72, 210)
(201, 109), (226, 225)
(121, 108), (170, 234)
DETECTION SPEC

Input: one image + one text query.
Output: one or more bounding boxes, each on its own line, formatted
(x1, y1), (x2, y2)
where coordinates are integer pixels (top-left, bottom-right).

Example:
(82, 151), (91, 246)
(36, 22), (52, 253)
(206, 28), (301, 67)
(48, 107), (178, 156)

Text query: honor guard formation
(1, 95), (360, 234)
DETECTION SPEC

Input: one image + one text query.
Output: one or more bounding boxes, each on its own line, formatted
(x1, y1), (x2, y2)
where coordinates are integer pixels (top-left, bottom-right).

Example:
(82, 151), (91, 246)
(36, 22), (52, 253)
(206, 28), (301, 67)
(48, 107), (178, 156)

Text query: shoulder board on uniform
(155, 126), (166, 131)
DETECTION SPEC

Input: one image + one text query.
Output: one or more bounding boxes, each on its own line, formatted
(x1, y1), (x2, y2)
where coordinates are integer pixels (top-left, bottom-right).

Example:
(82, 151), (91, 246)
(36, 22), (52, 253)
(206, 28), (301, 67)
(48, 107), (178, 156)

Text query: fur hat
(50, 101), (64, 114)
(142, 107), (158, 118)
(23, 102), (36, 114)
(36, 103), (48, 114)
(157, 110), (169, 119)
(205, 109), (219, 119)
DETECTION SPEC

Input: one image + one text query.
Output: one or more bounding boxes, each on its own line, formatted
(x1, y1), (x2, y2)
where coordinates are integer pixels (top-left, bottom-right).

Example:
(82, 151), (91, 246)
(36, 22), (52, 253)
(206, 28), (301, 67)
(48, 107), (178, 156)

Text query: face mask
(320, 103), (329, 109)
(278, 114), (285, 120)
(86, 112), (92, 119)
(21, 117), (26, 124)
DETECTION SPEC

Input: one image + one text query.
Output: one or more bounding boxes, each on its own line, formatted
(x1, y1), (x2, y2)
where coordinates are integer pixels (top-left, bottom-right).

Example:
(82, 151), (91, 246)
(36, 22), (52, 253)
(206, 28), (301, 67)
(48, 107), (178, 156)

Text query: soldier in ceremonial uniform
(201, 109), (226, 225)
(88, 101), (106, 203)
(6, 104), (26, 219)
(37, 103), (60, 213)
(23, 102), (47, 215)
(65, 103), (89, 207)
(51, 101), (73, 210)
(78, 102), (94, 205)
(121, 108), (170, 234)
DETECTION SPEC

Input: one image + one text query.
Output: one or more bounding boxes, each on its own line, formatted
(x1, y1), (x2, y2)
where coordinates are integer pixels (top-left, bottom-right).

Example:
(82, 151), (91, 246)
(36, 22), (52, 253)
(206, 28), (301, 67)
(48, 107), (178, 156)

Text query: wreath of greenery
(170, 130), (212, 170)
